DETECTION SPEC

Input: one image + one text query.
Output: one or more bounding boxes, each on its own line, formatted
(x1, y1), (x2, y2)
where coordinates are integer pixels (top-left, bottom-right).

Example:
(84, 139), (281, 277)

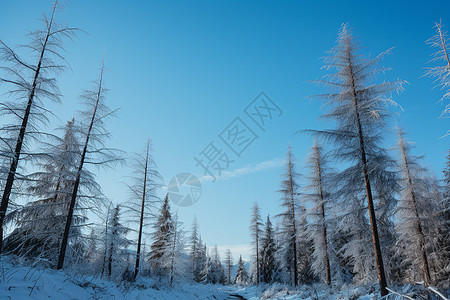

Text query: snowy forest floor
(0, 259), (448, 300)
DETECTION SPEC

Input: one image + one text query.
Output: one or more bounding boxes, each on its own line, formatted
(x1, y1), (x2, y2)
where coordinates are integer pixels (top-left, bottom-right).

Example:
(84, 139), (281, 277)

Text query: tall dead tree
(0, 1), (76, 252)
(57, 59), (121, 269)
(123, 139), (161, 278)
(309, 24), (404, 296)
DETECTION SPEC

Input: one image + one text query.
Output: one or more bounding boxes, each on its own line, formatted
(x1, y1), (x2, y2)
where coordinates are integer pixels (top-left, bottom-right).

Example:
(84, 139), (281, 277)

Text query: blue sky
(1, 0), (449, 260)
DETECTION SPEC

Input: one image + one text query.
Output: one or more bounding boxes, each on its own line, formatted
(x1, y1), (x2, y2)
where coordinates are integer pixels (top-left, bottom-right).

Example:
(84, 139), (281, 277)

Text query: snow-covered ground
(1, 260), (448, 300)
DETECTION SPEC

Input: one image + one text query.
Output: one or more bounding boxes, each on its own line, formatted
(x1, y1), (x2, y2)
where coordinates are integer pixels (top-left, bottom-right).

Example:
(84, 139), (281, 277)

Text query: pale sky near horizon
(1, 0), (449, 261)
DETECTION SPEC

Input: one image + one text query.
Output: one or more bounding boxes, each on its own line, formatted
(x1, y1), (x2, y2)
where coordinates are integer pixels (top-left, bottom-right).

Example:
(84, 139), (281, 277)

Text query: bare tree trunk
(134, 141), (149, 279)
(399, 135), (432, 286)
(0, 3), (57, 253)
(346, 45), (388, 296)
(57, 62), (104, 270)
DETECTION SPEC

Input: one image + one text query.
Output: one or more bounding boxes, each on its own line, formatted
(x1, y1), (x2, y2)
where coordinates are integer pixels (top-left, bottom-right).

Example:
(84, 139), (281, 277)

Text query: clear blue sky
(1, 0), (449, 260)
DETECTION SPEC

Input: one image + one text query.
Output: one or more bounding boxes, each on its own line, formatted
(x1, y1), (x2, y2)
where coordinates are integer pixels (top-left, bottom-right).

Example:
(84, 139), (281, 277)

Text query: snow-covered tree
(202, 245), (225, 284)
(249, 202), (262, 284)
(309, 24), (404, 295)
(277, 145), (299, 286)
(260, 215), (276, 283)
(57, 59), (122, 270)
(234, 255), (249, 286)
(123, 139), (162, 278)
(106, 204), (129, 279)
(4, 119), (101, 267)
(425, 21), (450, 125)
(304, 140), (332, 285)
(394, 126), (436, 286)
(224, 249), (233, 285)
(190, 216), (204, 282)
(0, 1), (77, 252)
(168, 211), (187, 284)
(148, 194), (174, 277)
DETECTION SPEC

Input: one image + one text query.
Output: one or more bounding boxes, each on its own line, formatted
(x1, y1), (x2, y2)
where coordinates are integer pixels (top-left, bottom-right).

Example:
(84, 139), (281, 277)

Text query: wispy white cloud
(199, 157), (285, 183)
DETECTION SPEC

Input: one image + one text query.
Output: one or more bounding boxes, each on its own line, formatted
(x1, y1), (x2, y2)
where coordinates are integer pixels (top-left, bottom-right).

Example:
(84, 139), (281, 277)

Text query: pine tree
(260, 215), (276, 283)
(234, 255), (249, 286)
(124, 139), (161, 278)
(309, 24), (404, 295)
(57, 59), (121, 269)
(277, 145), (299, 286)
(148, 194), (174, 276)
(249, 202), (262, 284)
(0, 1), (77, 252)
(304, 140), (332, 285)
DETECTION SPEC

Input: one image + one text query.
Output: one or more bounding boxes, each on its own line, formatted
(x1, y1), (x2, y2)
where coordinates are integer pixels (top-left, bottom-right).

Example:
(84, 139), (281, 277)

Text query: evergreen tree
(309, 24), (404, 295)
(260, 215), (276, 283)
(234, 255), (249, 286)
